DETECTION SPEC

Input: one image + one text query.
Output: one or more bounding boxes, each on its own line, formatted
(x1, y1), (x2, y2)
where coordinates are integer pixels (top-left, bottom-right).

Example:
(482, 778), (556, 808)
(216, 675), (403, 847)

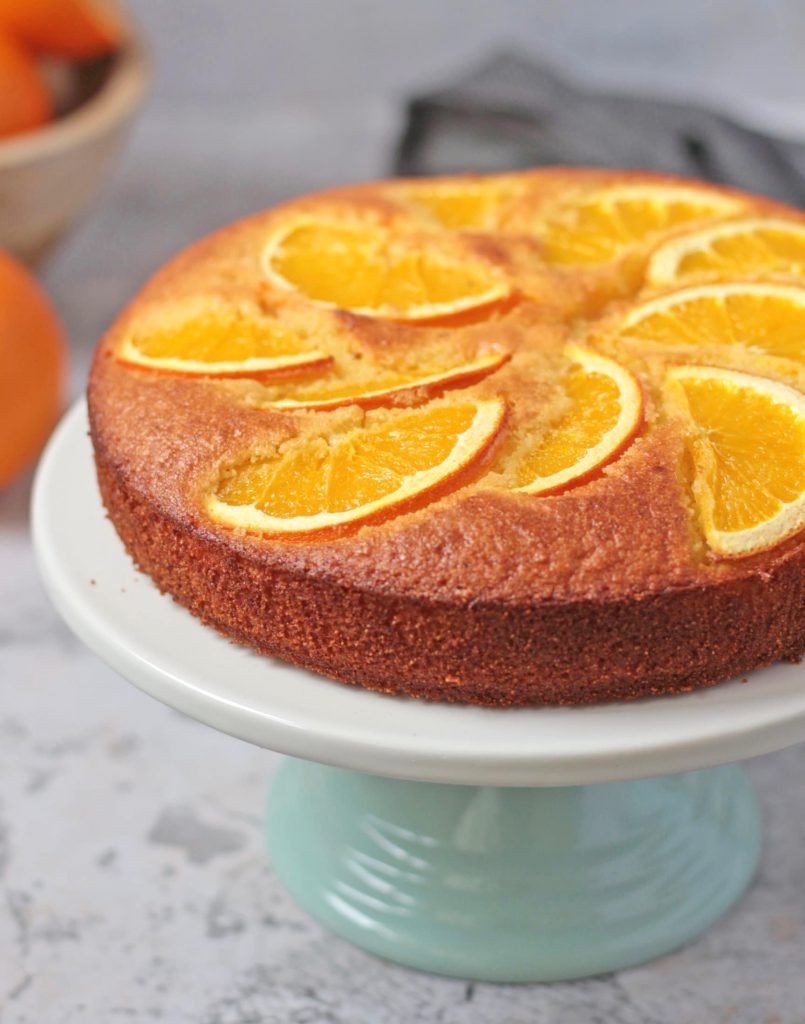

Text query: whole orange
(0, 250), (66, 488)
(0, 31), (51, 139)
(0, 0), (122, 60)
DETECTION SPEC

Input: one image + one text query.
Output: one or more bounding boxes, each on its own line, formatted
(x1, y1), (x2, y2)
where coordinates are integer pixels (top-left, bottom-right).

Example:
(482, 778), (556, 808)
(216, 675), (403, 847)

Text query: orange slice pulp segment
(536, 185), (741, 266)
(207, 398), (506, 537)
(615, 281), (805, 368)
(263, 349), (509, 410)
(665, 365), (805, 556)
(262, 217), (510, 322)
(515, 344), (643, 494)
(117, 305), (331, 379)
(647, 217), (805, 286)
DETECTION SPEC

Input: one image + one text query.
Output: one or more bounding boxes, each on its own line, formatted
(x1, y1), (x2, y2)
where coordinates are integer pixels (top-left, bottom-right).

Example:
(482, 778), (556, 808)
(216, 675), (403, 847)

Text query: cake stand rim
(31, 400), (805, 787)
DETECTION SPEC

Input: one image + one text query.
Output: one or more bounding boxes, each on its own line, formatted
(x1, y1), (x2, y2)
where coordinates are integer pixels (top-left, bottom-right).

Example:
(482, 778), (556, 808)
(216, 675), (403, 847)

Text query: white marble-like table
(3, 1), (805, 1018)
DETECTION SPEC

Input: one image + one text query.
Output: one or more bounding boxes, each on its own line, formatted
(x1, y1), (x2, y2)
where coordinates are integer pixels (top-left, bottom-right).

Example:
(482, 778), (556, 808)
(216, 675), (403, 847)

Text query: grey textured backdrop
(3, 3), (805, 1021)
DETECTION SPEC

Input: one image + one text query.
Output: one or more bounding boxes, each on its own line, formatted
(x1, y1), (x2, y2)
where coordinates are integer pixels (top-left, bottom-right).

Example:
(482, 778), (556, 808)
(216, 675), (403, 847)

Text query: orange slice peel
(665, 365), (805, 557)
(647, 217), (805, 286)
(116, 305), (331, 381)
(615, 280), (805, 370)
(535, 184), (742, 266)
(261, 216), (511, 323)
(263, 349), (510, 411)
(208, 397), (507, 537)
(515, 344), (643, 495)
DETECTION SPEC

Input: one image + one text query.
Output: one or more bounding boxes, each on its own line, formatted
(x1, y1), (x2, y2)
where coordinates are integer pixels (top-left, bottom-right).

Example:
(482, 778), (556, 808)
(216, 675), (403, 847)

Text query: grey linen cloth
(394, 53), (805, 207)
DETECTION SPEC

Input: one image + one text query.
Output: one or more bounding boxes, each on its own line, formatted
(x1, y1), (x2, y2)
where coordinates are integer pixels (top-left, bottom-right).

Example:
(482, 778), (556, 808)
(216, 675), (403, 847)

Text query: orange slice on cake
(208, 396), (507, 536)
(535, 184), (741, 266)
(647, 217), (805, 286)
(262, 348), (509, 411)
(117, 301), (331, 380)
(515, 344), (643, 495)
(394, 176), (525, 231)
(262, 216), (511, 323)
(612, 281), (805, 370)
(665, 365), (805, 557)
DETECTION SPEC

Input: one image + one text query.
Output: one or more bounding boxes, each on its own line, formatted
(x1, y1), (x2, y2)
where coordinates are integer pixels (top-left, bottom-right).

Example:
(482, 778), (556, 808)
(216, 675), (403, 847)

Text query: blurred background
(3, 3), (805, 1021)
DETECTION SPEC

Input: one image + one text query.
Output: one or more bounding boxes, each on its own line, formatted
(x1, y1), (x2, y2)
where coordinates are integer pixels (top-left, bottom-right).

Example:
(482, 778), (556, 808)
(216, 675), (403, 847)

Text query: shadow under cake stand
(33, 402), (805, 983)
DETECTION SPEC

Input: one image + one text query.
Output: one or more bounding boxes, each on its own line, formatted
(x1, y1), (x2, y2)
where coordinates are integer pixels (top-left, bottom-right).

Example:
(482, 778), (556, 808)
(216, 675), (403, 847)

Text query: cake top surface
(88, 167), (805, 605)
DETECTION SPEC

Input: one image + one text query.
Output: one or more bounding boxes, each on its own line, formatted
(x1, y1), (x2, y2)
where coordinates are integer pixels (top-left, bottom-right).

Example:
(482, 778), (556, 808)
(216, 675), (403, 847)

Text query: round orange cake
(88, 168), (805, 705)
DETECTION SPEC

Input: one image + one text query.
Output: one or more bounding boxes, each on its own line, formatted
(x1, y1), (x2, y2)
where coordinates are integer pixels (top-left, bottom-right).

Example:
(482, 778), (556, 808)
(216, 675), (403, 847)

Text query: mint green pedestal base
(266, 759), (761, 983)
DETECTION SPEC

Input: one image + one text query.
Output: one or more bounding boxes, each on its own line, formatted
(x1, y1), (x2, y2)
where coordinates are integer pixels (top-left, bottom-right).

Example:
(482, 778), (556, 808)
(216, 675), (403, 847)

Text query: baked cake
(88, 168), (805, 705)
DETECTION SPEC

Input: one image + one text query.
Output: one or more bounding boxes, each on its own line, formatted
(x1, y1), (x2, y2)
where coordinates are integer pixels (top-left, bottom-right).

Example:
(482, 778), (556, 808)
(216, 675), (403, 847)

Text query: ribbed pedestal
(266, 759), (761, 982)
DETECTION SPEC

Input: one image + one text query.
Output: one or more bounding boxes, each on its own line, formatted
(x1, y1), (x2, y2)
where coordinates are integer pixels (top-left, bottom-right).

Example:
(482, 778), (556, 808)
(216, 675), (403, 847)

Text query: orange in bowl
(0, 249), (66, 487)
(0, 0), (122, 60)
(0, 0), (146, 263)
(0, 30), (51, 139)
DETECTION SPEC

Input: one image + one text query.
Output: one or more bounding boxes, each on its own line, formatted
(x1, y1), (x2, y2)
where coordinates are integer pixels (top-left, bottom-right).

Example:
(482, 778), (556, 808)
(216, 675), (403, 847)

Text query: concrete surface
(3, 3), (805, 1020)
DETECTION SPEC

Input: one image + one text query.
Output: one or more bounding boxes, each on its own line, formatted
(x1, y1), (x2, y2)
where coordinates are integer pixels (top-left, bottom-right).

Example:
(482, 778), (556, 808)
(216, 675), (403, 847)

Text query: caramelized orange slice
(515, 345), (643, 494)
(264, 349), (509, 410)
(208, 397), (506, 536)
(262, 217), (510, 322)
(536, 185), (740, 266)
(614, 281), (805, 370)
(665, 365), (805, 556)
(647, 217), (805, 286)
(117, 303), (330, 380)
(396, 177), (524, 231)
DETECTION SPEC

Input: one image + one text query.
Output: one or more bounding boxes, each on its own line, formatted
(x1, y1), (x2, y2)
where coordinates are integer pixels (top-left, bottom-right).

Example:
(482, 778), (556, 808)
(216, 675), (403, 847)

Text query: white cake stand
(32, 402), (805, 983)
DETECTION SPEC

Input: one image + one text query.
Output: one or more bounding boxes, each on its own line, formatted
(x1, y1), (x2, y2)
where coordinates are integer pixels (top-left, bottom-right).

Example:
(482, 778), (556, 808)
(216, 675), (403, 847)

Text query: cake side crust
(91, 412), (805, 707)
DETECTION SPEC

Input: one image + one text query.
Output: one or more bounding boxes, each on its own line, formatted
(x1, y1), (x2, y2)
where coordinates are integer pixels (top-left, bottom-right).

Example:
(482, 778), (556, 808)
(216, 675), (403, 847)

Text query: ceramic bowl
(0, 21), (149, 264)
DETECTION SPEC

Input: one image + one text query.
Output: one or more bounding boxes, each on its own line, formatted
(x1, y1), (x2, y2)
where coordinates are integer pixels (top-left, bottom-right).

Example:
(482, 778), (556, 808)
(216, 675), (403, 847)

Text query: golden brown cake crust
(88, 167), (805, 705)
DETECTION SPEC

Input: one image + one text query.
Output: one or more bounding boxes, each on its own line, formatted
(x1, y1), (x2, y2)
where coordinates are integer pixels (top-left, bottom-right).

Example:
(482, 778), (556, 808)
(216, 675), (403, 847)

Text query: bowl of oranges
(0, 0), (149, 264)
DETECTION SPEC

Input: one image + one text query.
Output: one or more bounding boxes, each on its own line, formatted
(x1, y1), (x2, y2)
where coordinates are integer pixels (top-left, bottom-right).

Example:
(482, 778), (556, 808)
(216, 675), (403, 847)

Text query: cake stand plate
(32, 402), (805, 982)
